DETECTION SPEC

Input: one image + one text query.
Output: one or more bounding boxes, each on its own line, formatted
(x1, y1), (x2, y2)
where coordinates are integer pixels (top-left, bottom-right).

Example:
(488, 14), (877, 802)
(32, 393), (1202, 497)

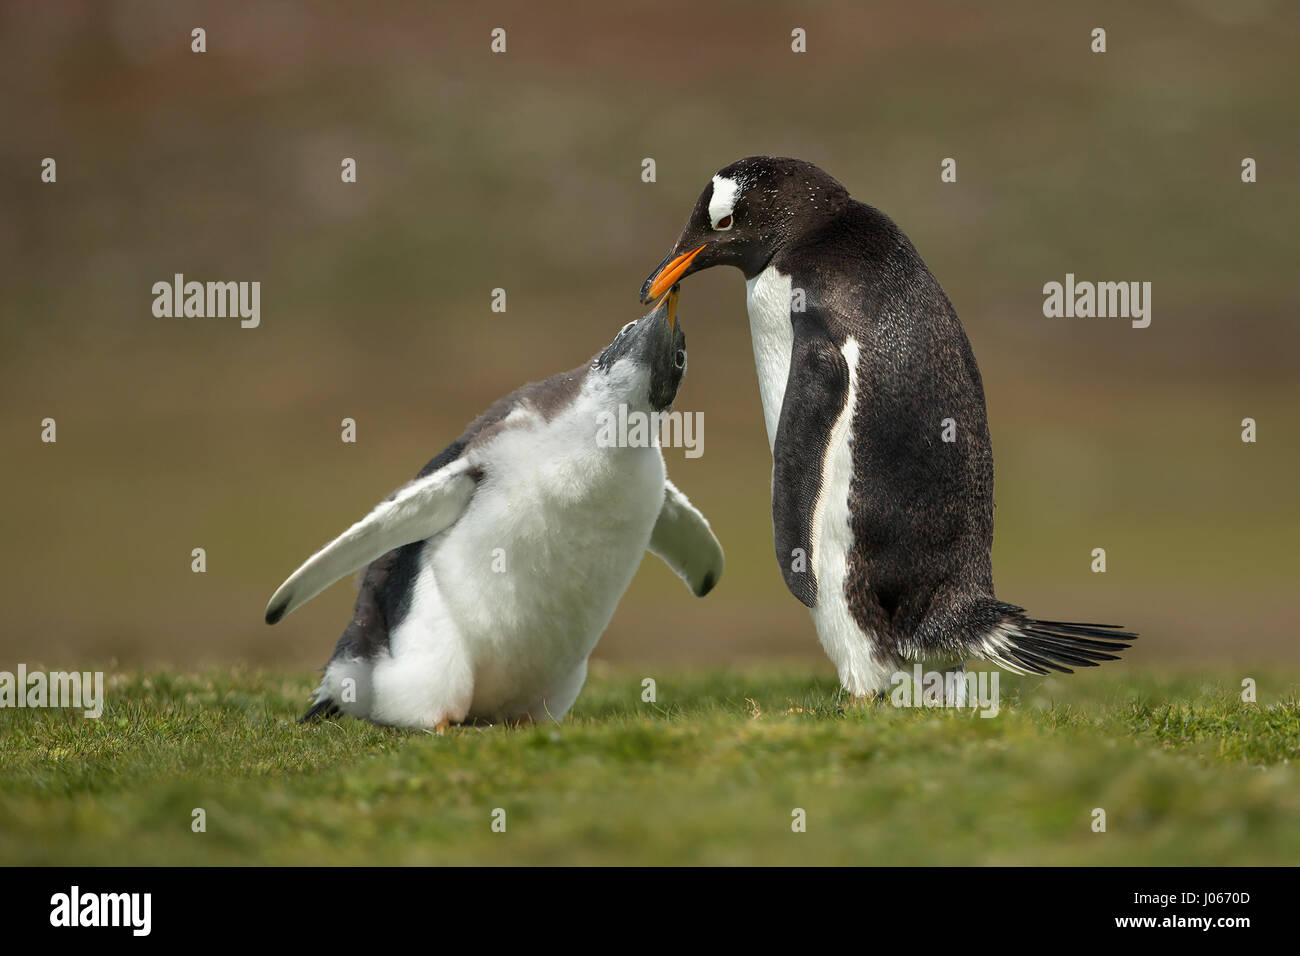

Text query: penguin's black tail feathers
(300, 697), (340, 723)
(975, 604), (1137, 676)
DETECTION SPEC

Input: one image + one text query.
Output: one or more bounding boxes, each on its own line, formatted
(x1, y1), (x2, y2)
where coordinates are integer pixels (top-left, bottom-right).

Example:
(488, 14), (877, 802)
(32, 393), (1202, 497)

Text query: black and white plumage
(641, 156), (1134, 696)
(265, 290), (723, 729)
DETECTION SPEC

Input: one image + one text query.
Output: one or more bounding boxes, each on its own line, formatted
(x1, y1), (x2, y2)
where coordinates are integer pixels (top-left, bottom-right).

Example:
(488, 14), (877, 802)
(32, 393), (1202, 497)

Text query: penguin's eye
(618, 321), (635, 337)
(674, 349), (686, 370)
(714, 215), (733, 230)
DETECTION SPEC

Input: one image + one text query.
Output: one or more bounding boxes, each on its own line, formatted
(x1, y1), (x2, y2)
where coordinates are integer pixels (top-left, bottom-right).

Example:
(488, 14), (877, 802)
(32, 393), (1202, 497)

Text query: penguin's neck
(744, 264), (796, 452)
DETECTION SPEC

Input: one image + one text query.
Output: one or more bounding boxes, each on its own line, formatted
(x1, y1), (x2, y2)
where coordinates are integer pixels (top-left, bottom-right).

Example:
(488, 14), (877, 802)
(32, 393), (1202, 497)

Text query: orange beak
(666, 284), (679, 332)
(644, 244), (706, 303)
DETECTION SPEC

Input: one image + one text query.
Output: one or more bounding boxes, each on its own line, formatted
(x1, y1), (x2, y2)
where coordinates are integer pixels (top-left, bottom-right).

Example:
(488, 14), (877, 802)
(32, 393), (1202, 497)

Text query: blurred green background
(1, 0), (1296, 674)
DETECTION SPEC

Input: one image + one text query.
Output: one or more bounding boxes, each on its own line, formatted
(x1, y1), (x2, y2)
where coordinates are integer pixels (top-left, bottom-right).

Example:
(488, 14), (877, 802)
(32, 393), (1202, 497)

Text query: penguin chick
(265, 288), (722, 730)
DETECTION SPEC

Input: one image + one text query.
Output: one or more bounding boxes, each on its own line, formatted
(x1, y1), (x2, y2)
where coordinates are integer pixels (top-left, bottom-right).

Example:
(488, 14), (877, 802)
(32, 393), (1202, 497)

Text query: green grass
(1, 669), (1297, 865)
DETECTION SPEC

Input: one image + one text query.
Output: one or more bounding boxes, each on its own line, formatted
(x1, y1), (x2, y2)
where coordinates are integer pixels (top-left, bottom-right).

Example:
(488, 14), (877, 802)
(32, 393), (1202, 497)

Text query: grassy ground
(1, 668), (1297, 865)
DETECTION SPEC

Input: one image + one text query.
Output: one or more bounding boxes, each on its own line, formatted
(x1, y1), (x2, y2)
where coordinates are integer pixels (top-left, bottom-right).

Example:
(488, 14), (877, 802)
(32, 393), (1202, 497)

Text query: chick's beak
(644, 283), (680, 334)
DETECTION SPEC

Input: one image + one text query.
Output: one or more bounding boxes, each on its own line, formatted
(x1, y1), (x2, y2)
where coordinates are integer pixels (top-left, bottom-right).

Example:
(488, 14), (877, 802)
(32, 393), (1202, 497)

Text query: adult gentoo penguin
(265, 288), (723, 730)
(640, 157), (1134, 698)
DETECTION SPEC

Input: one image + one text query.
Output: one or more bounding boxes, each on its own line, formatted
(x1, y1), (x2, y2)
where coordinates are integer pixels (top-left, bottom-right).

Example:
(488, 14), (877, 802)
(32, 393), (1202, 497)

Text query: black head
(593, 285), (687, 411)
(640, 156), (850, 302)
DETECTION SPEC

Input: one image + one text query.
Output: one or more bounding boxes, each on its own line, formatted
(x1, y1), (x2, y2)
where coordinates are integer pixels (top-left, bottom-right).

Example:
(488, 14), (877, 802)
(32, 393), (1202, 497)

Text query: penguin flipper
(648, 479), (724, 596)
(265, 458), (480, 625)
(771, 308), (851, 607)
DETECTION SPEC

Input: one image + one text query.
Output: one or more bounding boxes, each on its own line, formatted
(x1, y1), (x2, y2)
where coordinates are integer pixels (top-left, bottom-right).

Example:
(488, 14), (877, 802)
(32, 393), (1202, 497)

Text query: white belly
(350, 402), (666, 728)
(745, 266), (795, 450)
(435, 437), (665, 718)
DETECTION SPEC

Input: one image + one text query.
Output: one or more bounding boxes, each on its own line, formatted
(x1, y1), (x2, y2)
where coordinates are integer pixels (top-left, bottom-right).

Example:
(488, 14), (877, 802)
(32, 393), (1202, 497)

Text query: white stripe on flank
(809, 336), (860, 583)
(808, 337), (889, 695)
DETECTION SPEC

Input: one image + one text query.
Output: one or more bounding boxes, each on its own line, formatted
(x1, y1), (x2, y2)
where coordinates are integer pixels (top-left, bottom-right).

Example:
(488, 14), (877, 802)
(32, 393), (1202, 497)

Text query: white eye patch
(708, 174), (740, 229)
